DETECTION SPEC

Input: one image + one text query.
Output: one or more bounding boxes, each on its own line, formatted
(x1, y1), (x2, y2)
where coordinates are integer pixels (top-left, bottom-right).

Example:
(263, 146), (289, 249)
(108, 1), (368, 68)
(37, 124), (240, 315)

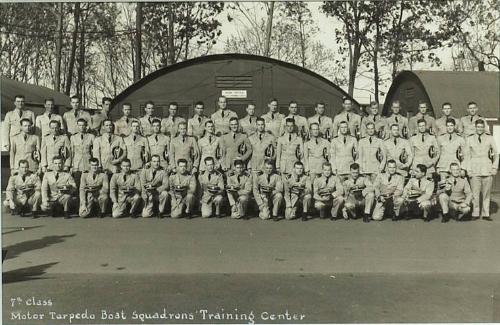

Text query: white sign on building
(221, 90), (247, 99)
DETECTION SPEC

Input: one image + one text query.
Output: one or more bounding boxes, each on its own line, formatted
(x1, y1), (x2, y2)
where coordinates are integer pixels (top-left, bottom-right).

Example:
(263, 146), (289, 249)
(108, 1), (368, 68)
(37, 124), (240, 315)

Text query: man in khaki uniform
(435, 102), (463, 136)
(70, 118), (96, 187)
(307, 102), (333, 140)
(372, 160), (405, 221)
(10, 119), (40, 174)
(356, 122), (385, 182)
(35, 98), (65, 137)
(161, 102), (186, 137)
(330, 121), (358, 178)
(79, 158), (109, 218)
(199, 157), (225, 218)
(410, 119), (440, 175)
(277, 118), (303, 176)
(332, 97), (361, 138)
(169, 159), (197, 218)
(124, 120), (150, 172)
(93, 119), (126, 175)
(211, 96), (238, 136)
(436, 119), (466, 178)
(41, 156), (77, 218)
(438, 162), (472, 222)
(147, 119), (171, 171)
(226, 159), (253, 219)
(261, 98), (284, 138)
(408, 101), (437, 136)
(240, 103), (258, 136)
(63, 95), (91, 135)
(253, 159), (284, 220)
(4, 160), (41, 217)
(2, 94), (35, 151)
(41, 120), (72, 173)
(248, 118), (276, 174)
(279, 101), (308, 138)
(460, 101), (490, 136)
(89, 97), (111, 135)
(110, 159), (142, 218)
(342, 163), (374, 222)
(114, 103), (138, 137)
(169, 122), (200, 174)
(140, 155), (170, 218)
(198, 120), (221, 173)
(187, 101), (210, 139)
(219, 117), (253, 172)
(382, 124), (414, 177)
(313, 162), (344, 219)
(283, 161), (312, 221)
(304, 122), (330, 179)
(464, 119), (498, 220)
(360, 101), (385, 138)
(139, 100), (157, 137)
(402, 164), (435, 221)
(384, 100), (409, 139)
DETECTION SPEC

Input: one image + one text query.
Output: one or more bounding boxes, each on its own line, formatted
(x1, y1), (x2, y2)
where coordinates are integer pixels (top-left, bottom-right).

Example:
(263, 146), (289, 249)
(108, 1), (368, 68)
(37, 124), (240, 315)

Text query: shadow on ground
(3, 234), (76, 260)
(2, 262), (58, 284)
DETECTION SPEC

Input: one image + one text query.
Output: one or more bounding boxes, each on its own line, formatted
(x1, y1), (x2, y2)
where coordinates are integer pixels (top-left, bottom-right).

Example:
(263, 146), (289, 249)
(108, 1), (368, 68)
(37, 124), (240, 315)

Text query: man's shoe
(301, 215), (308, 221)
(441, 214), (449, 223)
(363, 214), (370, 223)
(482, 216), (493, 221)
(273, 215), (280, 221)
(63, 212), (72, 219)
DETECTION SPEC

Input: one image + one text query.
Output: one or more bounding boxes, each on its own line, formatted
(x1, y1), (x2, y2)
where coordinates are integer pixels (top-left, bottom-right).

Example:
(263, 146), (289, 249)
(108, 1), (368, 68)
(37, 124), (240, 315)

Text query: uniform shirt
(330, 135), (358, 175)
(436, 133), (466, 172)
(110, 172), (141, 202)
(35, 112), (64, 137)
(356, 136), (385, 175)
(147, 134), (171, 169)
(42, 171), (76, 201)
(308, 115), (333, 139)
(169, 172), (197, 197)
(248, 132), (276, 172)
(41, 134), (72, 169)
(197, 134), (220, 172)
(460, 114), (490, 136)
(403, 177), (434, 201)
(283, 173), (312, 205)
(261, 111), (285, 138)
(382, 137), (413, 176)
(435, 115), (463, 136)
(2, 109), (35, 147)
(219, 132), (253, 170)
(312, 174), (344, 201)
(332, 111), (361, 138)
(169, 135), (200, 171)
(276, 133), (303, 174)
(384, 114), (409, 139)
(138, 115), (157, 137)
(360, 114), (385, 138)
(6, 172), (41, 201)
(279, 114), (309, 137)
(114, 116), (139, 137)
(199, 171), (225, 203)
(161, 115), (186, 137)
(70, 132), (96, 172)
(139, 167), (169, 194)
(227, 172), (253, 196)
(409, 133), (439, 171)
(253, 173), (283, 205)
(187, 114), (210, 139)
(123, 134), (150, 170)
(63, 109), (91, 135)
(304, 137), (330, 175)
(372, 172), (404, 198)
(239, 115), (258, 136)
(464, 133), (498, 176)
(443, 176), (472, 204)
(89, 111), (108, 134)
(343, 175), (373, 198)
(408, 112), (437, 136)
(93, 133), (126, 173)
(79, 171), (109, 198)
(210, 109), (238, 136)
(10, 133), (40, 172)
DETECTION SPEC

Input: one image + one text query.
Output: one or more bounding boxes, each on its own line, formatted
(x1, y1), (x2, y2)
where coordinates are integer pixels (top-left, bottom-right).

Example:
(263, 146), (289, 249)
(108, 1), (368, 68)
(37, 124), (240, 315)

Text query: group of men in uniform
(2, 94), (498, 222)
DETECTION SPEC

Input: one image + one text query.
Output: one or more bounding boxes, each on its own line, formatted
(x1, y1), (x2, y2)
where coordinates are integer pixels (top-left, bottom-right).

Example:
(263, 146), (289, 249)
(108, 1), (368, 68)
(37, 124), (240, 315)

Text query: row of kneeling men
(3, 155), (487, 223)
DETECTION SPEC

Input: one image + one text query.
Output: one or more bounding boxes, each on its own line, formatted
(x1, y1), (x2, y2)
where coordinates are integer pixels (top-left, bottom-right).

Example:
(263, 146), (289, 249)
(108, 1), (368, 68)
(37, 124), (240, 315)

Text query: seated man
(139, 155), (170, 218)
(402, 164), (435, 221)
(226, 159), (253, 219)
(41, 156), (77, 218)
(110, 159), (142, 218)
(313, 162), (344, 220)
(199, 157), (225, 218)
(283, 161), (312, 221)
(169, 158), (197, 218)
(342, 163), (374, 222)
(79, 158), (109, 218)
(4, 160), (41, 217)
(437, 162), (472, 222)
(372, 159), (405, 221)
(253, 159), (284, 221)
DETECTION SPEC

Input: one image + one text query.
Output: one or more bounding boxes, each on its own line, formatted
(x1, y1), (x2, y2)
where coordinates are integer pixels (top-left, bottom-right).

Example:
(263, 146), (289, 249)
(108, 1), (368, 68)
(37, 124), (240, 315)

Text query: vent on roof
(405, 87), (415, 98)
(215, 76), (253, 88)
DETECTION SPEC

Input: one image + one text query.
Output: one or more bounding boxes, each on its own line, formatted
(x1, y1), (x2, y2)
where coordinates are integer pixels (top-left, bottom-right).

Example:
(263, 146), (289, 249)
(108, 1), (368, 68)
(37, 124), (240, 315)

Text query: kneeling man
(372, 159), (405, 221)
(253, 159), (284, 220)
(438, 162), (472, 222)
(79, 158), (109, 218)
(199, 157), (225, 218)
(110, 159), (142, 218)
(342, 163), (374, 222)
(283, 161), (312, 221)
(4, 160), (41, 217)
(313, 162), (344, 220)
(169, 159), (197, 218)
(226, 159), (253, 219)
(402, 164), (435, 221)
(41, 156), (77, 218)
(140, 155), (170, 218)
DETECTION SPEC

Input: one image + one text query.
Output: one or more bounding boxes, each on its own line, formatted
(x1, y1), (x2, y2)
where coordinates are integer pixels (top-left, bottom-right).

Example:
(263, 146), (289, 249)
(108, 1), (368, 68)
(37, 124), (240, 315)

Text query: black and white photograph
(1, 0), (499, 324)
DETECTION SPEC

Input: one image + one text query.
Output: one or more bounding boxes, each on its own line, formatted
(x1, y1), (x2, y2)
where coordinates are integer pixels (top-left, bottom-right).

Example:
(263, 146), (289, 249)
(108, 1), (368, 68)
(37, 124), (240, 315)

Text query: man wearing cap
(435, 102), (463, 136)
(277, 118), (303, 176)
(226, 159), (253, 219)
(332, 97), (361, 138)
(198, 120), (221, 173)
(79, 158), (109, 218)
(140, 155), (170, 218)
(41, 156), (77, 218)
(402, 164), (435, 221)
(372, 159), (405, 221)
(384, 100), (409, 139)
(408, 101), (437, 136)
(147, 119), (171, 171)
(169, 121), (200, 174)
(304, 122), (330, 180)
(313, 162), (344, 220)
(63, 95), (91, 136)
(253, 159), (283, 220)
(2, 94), (35, 151)
(279, 100), (308, 138)
(410, 119), (440, 175)
(261, 98), (284, 138)
(382, 124), (413, 177)
(330, 121), (358, 179)
(187, 101), (210, 139)
(199, 157), (225, 218)
(169, 159), (197, 218)
(308, 102), (333, 140)
(219, 117), (252, 172)
(437, 162), (472, 222)
(35, 98), (65, 137)
(239, 103), (258, 136)
(436, 119), (466, 178)
(139, 100), (157, 137)
(283, 161), (312, 221)
(10, 119), (41, 175)
(93, 119), (126, 175)
(248, 117), (276, 175)
(342, 163), (374, 222)
(110, 159), (142, 218)
(41, 120), (72, 173)
(123, 120), (150, 172)
(356, 122), (385, 183)
(461, 101), (490, 136)
(4, 160), (41, 217)
(211, 96), (238, 136)
(70, 118), (96, 187)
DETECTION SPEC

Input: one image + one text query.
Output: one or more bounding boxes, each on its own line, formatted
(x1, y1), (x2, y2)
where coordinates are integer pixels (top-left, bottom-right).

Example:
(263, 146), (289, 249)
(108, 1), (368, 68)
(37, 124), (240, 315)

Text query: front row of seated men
(4, 154), (475, 223)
